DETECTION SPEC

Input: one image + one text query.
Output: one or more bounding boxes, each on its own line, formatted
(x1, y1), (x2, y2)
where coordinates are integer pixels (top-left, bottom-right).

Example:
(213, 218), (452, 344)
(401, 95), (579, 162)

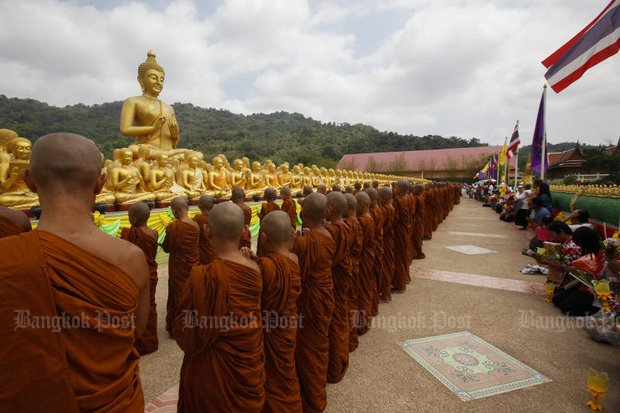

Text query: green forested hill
(0, 95), (486, 167)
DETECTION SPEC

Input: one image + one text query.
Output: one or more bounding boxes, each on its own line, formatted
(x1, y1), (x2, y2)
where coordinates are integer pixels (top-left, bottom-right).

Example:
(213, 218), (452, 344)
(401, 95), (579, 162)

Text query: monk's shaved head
(355, 191), (370, 208)
(30, 133), (102, 193)
(302, 192), (327, 221)
(261, 211), (293, 244)
(208, 202), (244, 241)
(364, 187), (378, 200)
(128, 201), (151, 226)
(171, 197), (189, 211)
(345, 193), (357, 210)
(198, 195), (215, 211)
(414, 184), (424, 194)
(317, 184), (327, 194)
(280, 186), (291, 196)
(327, 191), (347, 217)
(264, 187), (277, 201)
(231, 187), (245, 202)
(302, 185), (313, 196)
(378, 186), (393, 201)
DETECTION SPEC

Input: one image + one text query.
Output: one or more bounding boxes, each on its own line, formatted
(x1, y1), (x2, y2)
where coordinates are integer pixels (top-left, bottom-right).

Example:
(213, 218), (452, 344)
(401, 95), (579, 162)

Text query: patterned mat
(400, 332), (551, 401)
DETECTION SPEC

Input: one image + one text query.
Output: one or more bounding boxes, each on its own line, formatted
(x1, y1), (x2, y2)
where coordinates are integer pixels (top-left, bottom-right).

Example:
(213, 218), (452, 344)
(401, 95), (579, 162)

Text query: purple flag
(531, 89), (548, 175)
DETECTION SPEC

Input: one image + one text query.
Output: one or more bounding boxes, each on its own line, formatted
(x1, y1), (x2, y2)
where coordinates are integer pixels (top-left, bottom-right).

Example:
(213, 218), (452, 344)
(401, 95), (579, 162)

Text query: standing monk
(412, 184), (426, 259)
(121, 202), (159, 355)
(378, 187), (395, 302)
(253, 211), (302, 413)
(293, 193), (335, 413)
(192, 195), (217, 265)
(0, 133), (148, 412)
(280, 186), (298, 229)
(232, 187), (253, 250)
(423, 183), (434, 240)
(0, 205), (31, 238)
(344, 193), (363, 352)
(174, 202), (264, 413)
(355, 191), (375, 335)
(162, 197), (199, 338)
(257, 188), (280, 256)
(365, 188), (383, 316)
(392, 180), (411, 293)
(325, 191), (352, 383)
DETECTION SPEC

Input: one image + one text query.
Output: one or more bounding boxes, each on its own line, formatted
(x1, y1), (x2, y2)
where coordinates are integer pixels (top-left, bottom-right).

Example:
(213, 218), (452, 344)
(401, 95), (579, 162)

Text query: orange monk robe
(0, 215), (28, 239)
(379, 203), (396, 301)
(406, 194), (417, 265)
(1, 231), (144, 412)
(356, 215), (375, 335)
(257, 202), (281, 256)
(293, 230), (335, 413)
(392, 196), (410, 291)
(121, 226), (159, 355)
(422, 192), (433, 240)
(345, 217), (363, 352)
(174, 260), (265, 413)
(192, 212), (218, 265)
(369, 206), (384, 317)
(325, 221), (352, 383)
(412, 194), (425, 259)
(281, 198), (298, 229)
(259, 253), (302, 413)
(162, 220), (199, 336)
(238, 203), (253, 250)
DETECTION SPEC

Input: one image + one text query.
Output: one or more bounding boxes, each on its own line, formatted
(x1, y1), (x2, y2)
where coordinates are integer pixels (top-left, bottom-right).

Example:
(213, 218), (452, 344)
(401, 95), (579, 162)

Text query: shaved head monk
(163, 196), (199, 338)
(293, 192), (335, 413)
(412, 184), (426, 259)
(279, 186), (298, 229)
(325, 191), (352, 383)
(378, 187), (396, 303)
(193, 195), (217, 265)
(365, 187), (383, 317)
(121, 201), (159, 355)
(0, 205), (31, 238)
(257, 187), (280, 256)
(355, 191), (375, 335)
(392, 180), (411, 293)
(174, 202), (264, 413)
(344, 193), (363, 352)
(0, 133), (148, 412)
(256, 210), (302, 413)
(232, 187), (252, 249)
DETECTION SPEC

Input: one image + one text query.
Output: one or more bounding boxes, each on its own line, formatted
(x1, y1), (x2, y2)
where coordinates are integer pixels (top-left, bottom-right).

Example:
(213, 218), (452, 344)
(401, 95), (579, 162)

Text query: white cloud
(0, 0), (617, 146)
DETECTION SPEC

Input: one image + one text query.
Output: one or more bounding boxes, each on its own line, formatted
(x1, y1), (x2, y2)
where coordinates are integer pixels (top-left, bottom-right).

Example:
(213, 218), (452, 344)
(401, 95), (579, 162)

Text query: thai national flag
(505, 121), (520, 160)
(543, 0), (620, 93)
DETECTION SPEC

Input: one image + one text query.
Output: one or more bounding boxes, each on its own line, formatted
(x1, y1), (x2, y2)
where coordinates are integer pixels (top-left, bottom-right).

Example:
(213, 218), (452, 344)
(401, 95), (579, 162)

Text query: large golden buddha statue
(0, 137), (39, 208)
(110, 149), (156, 205)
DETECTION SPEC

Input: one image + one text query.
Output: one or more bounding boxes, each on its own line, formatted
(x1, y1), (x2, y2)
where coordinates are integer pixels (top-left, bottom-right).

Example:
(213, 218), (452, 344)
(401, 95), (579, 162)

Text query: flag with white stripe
(505, 121), (520, 160)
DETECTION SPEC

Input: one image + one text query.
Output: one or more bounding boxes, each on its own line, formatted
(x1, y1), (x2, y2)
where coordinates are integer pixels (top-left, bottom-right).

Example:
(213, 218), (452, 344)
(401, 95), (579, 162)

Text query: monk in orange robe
(121, 201), (159, 355)
(232, 187), (253, 249)
(344, 193), (362, 352)
(251, 210), (302, 413)
(0, 133), (148, 412)
(365, 188), (383, 316)
(174, 202), (264, 413)
(411, 184), (426, 259)
(422, 184), (434, 240)
(192, 195), (217, 265)
(257, 188), (280, 256)
(293, 193), (335, 413)
(325, 191), (352, 383)
(378, 187), (395, 302)
(280, 186), (298, 229)
(406, 184), (417, 266)
(163, 197), (199, 337)
(0, 205), (31, 238)
(392, 180), (411, 292)
(355, 191), (375, 335)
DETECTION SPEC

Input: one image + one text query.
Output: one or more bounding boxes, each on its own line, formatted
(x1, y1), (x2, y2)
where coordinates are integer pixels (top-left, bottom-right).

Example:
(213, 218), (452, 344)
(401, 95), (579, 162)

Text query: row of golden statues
(0, 50), (417, 210)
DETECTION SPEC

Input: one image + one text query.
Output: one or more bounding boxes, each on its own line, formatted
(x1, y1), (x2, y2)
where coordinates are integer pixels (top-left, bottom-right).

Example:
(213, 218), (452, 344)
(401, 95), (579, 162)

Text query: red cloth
(120, 226), (159, 355)
(259, 252), (303, 413)
(356, 215), (375, 335)
(412, 195), (425, 259)
(392, 196), (410, 291)
(379, 203), (396, 300)
(192, 212), (218, 265)
(280, 198), (298, 228)
(345, 217), (363, 352)
(369, 206), (384, 316)
(293, 230), (335, 413)
(162, 220), (199, 336)
(174, 259), (265, 413)
(238, 203), (253, 250)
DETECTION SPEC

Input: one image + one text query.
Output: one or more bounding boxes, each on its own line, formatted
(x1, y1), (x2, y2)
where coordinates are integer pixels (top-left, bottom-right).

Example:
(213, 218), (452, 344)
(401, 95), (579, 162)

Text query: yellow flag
(523, 153), (533, 184)
(499, 137), (507, 167)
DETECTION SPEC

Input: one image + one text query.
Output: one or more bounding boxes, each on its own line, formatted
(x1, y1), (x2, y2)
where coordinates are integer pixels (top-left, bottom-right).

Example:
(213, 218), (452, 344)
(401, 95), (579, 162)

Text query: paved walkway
(140, 198), (619, 412)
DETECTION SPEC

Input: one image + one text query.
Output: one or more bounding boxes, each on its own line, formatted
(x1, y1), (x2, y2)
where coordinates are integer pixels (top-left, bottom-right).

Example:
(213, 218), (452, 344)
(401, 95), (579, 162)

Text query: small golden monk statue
(0, 137), (39, 208)
(179, 153), (206, 200)
(95, 153), (116, 205)
(207, 156), (232, 198)
(290, 165), (304, 190)
(246, 161), (266, 197)
(111, 149), (156, 205)
(230, 159), (248, 189)
(150, 154), (187, 202)
(264, 162), (280, 189)
(278, 163), (292, 187)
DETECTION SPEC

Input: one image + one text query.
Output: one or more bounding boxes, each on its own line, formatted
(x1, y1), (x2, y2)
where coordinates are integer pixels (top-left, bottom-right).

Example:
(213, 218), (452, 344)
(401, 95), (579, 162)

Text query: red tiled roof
(337, 146), (502, 172)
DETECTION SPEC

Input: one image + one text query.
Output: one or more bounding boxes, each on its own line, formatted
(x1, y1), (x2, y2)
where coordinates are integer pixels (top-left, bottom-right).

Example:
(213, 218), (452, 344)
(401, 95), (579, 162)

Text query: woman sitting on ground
(535, 221), (582, 284)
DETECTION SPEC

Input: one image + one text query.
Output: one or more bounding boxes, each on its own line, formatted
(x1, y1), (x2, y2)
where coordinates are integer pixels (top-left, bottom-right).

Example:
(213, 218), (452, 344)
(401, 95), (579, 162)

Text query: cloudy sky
(0, 0), (618, 146)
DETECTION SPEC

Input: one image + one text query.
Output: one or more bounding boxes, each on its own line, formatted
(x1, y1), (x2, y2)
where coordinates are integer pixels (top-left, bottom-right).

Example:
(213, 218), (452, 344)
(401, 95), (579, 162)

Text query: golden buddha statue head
(137, 50), (165, 97)
(187, 154), (199, 169)
(252, 161), (262, 172)
(0, 129), (19, 149)
(280, 164), (289, 173)
(157, 154), (170, 167)
(8, 137), (32, 161)
(213, 156), (224, 169)
(242, 157), (250, 168)
(267, 162), (277, 173)
(292, 165), (301, 174)
(233, 159), (244, 171)
(120, 149), (133, 166)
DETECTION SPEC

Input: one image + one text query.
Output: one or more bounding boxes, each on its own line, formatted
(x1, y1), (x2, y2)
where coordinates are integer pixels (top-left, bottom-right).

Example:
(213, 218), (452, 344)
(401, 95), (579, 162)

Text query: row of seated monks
(0, 133), (461, 412)
(0, 128), (411, 210)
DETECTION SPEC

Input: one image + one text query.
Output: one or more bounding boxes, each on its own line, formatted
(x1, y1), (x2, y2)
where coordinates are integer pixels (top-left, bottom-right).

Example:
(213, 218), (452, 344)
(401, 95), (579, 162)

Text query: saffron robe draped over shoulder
(239, 203), (253, 249)
(293, 230), (335, 413)
(174, 260), (265, 413)
(280, 198), (298, 228)
(356, 215), (375, 335)
(379, 203), (396, 301)
(257, 202), (281, 256)
(345, 217), (363, 352)
(0, 231), (144, 412)
(325, 221), (352, 383)
(0, 215), (26, 239)
(162, 220), (199, 335)
(412, 195), (426, 259)
(259, 253), (302, 413)
(121, 226), (159, 355)
(369, 206), (384, 317)
(192, 212), (217, 265)
(392, 197), (410, 291)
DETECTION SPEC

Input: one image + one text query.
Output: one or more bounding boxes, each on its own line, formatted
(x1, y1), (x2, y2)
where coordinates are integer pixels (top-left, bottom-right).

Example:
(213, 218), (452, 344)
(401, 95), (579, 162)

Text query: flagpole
(503, 140), (508, 184)
(541, 85), (547, 181)
(514, 148), (519, 189)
